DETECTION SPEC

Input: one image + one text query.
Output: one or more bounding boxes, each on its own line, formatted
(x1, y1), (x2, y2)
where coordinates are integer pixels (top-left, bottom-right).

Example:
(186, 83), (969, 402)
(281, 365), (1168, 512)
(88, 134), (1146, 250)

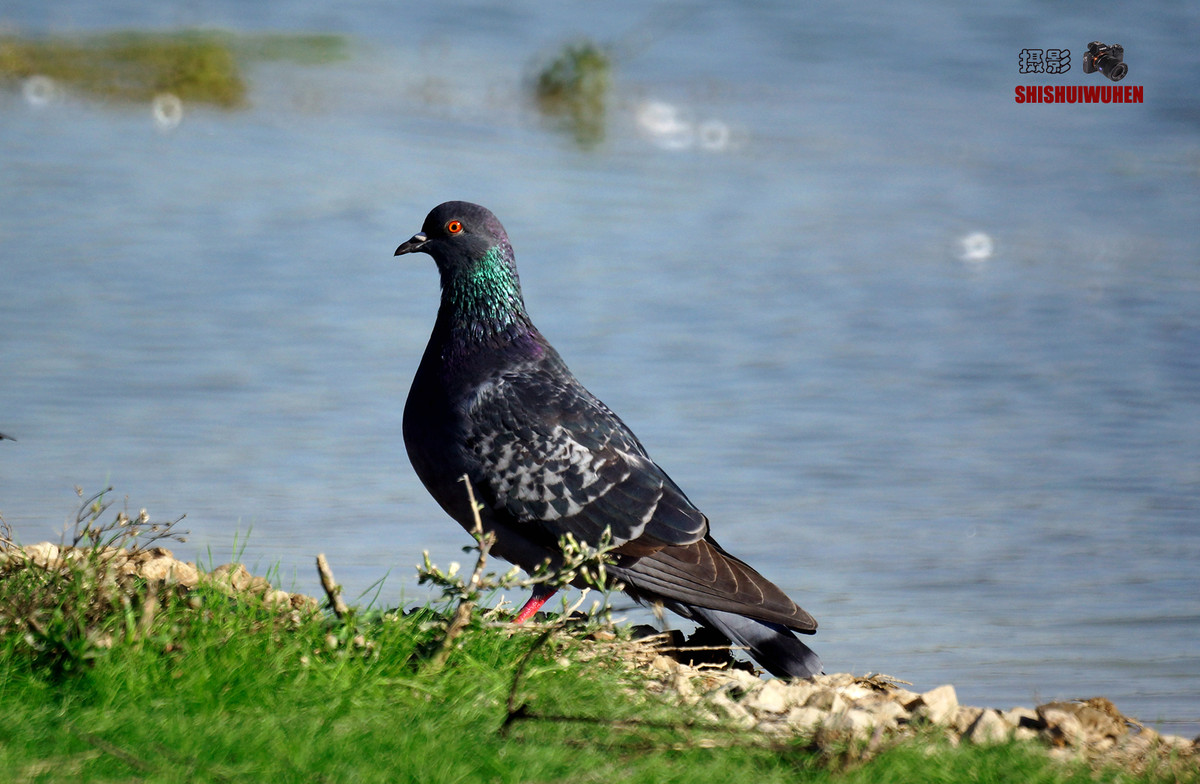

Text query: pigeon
(395, 201), (822, 678)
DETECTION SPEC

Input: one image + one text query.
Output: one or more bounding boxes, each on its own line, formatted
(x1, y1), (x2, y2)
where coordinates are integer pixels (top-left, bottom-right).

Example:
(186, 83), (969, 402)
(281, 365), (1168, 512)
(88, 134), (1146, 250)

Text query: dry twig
(316, 553), (349, 620)
(430, 476), (496, 669)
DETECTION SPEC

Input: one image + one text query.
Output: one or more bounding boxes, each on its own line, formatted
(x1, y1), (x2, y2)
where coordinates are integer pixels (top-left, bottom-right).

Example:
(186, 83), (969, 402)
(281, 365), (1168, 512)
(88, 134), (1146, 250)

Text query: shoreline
(4, 539), (1196, 777)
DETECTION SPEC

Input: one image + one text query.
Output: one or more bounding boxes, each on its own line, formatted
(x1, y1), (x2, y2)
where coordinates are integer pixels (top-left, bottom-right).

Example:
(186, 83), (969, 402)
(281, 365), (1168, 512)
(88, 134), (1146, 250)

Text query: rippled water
(2, 1), (1198, 735)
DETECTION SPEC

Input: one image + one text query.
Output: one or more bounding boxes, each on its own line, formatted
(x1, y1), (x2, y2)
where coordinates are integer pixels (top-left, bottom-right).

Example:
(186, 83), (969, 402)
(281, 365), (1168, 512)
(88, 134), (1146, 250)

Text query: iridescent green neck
(441, 245), (530, 340)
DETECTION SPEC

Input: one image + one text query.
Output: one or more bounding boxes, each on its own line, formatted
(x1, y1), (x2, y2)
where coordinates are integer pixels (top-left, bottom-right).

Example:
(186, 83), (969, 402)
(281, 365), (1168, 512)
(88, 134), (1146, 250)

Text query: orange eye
(445, 220), (463, 234)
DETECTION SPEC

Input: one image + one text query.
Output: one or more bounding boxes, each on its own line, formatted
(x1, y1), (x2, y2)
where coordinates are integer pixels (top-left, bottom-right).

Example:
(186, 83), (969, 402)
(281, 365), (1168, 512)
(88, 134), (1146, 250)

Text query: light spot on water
(636, 100), (737, 152)
(958, 231), (994, 264)
(22, 75), (58, 107)
(152, 92), (184, 132)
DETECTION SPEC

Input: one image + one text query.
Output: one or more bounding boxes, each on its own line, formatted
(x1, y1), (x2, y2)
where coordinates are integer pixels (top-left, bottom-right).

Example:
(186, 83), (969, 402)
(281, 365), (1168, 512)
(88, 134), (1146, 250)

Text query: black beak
(394, 232), (429, 256)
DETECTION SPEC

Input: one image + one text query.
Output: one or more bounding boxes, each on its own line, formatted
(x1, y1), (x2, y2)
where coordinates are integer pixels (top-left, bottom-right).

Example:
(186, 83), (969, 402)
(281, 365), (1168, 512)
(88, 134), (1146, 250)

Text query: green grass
(0, 495), (1191, 784)
(0, 583), (1190, 783)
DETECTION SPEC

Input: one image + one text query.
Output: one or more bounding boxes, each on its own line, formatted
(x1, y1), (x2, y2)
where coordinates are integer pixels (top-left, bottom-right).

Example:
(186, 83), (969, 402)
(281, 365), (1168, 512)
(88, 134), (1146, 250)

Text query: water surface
(2, 1), (1197, 735)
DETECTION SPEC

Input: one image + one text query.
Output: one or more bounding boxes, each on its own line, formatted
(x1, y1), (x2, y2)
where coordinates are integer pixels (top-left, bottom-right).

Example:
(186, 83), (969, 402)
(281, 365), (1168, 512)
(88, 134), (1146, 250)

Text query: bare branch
(316, 553), (349, 620)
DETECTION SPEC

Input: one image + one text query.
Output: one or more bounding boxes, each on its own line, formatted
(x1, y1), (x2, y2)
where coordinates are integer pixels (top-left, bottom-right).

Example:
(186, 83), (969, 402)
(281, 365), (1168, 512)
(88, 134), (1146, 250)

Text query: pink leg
(513, 584), (558, 624)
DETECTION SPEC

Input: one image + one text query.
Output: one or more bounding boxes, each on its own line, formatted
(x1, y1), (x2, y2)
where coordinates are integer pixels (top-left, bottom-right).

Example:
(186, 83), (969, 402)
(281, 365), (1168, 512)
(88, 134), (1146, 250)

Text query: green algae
(532, 40), (612, 148)
(0, 30), (348, 108)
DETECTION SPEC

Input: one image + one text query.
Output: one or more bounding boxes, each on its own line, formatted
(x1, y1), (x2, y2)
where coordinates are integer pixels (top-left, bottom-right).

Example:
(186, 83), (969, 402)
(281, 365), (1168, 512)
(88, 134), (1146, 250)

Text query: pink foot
(513, 585), (558, 624)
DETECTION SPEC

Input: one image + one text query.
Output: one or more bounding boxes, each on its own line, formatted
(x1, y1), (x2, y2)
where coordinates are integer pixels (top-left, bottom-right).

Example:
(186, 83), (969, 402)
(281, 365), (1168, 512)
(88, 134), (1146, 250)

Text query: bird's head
(396, 201), (530, 334)
(394, 201), (514, 275)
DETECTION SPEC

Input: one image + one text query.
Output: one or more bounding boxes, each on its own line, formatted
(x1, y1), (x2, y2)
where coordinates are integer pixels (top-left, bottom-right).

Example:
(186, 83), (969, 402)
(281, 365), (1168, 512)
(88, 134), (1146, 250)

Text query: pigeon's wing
(465, 359), (707, 550)
(614, 539), (819, 632)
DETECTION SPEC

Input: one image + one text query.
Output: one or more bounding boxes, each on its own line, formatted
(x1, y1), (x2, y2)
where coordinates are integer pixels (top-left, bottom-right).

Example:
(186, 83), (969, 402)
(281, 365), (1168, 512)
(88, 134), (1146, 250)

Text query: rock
(1119, 726), (1158, 755)
(1160, 734), (1194, 752)
(786, 706), (825, 732)
(823, 708), (877, 739)
(835, 683), (875, 702)
(140, 556), (200, 587)
(1038, 706), (1086, 748)
(291, 593), (319, 611)
(651, 655), (677, 674)
(911, 684), (958, 725)
(866, 698), (910, 729)
(207, 562), (252, 592)
(952, 705), (984, 734)
(671, 671), (697, 705)
(596, 649), (1195, 776)
(746, 678), (790, 713)
(1037, 700), (1129, 746)
(805, 689), (847, 714)
(138, 555), (172, 580)
(1003, 706), (1041, 729)
(1048, 747), (1082, 763)
(23, 542), (60, 567)
(781, 679), (816, 707)
(709, 689), (755, 729)
(967, 709), (1010, 744)
(719, 668), (761, 693)
(754, 719), (791, 736)
(264, 589), (292, 608)
(247, 575), (273, 596)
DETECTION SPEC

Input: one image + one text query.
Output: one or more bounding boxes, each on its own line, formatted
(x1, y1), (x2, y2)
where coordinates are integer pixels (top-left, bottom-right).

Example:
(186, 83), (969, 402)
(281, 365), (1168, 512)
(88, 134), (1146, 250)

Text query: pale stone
(953, 705), (984, 734)
(138, 556), (176, 582)
(805, 689), (847, 714)
(967, 709), (1010, 744)
(709, 690), (755, 729)
(912, 685), (958, 725)
(783, 680), (816, 706)
(291, 594), (319, 611)
(824, 709), (876, 738)
(24, 542), (60, 567)
(786, 706), (826, 731)
(746, 678), (790, 713)
(1118, 728), (1156, 754)
(836, 683), (874, 702)
(247, 576), (272, 596)
(651, 655), (677, 673)
(140, 557), (200, 587)
(265, 589), (292, 607)
(725, 669), (762, 691)
(207, 563), (251, 592)
(1003, 706), (1040, 729)
(1039, 707), (1085, 747)
(1047, 747), (1082, 763)
(868, 699), (910, 728)
(1160, 734), (1194, 752)
(671, 671), (697, 704)
(754, 719), (790, 735)
(174, 561), (201, 587)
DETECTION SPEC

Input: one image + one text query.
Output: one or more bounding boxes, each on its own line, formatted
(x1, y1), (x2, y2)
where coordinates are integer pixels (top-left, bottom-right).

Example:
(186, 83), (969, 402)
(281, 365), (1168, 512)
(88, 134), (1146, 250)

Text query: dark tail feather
(686, 605), (824, 679)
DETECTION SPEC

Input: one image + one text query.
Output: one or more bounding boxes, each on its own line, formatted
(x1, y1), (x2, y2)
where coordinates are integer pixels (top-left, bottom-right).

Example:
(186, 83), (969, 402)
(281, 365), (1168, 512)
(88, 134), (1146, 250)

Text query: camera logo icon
(1082, 42), (1127, 82)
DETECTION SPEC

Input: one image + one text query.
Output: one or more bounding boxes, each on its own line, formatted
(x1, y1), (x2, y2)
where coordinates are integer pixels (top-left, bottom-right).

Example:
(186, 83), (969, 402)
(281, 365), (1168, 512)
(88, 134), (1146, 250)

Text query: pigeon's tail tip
(688, 606), (823, 680)
(770, 640), (824, 680)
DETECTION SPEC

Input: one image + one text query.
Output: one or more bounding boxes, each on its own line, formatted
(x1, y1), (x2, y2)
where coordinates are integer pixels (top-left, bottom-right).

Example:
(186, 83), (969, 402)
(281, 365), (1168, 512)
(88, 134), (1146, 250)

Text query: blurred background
(1, 1), (1197, 736)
